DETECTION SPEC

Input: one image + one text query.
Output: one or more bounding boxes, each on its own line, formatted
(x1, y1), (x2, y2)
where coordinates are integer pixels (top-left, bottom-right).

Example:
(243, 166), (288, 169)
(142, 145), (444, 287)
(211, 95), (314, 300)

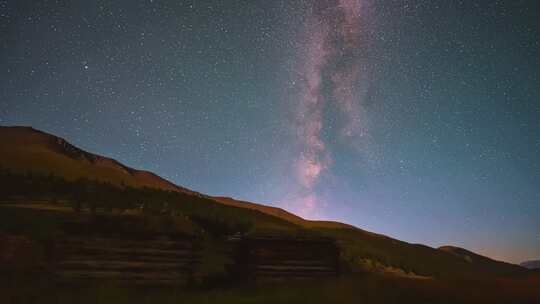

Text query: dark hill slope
(0, 126), (197, 194)
(0, 125), (527, 278)
(520, 260), (540, 270)
(212, 196), (355, 229)
(0, 126), (356, 229)
(438, 246), (524, 274)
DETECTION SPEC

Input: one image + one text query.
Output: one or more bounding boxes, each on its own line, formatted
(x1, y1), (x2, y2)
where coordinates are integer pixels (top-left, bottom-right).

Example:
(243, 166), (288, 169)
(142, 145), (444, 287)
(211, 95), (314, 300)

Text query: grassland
(0, 126), (527, 279)
(2, 270), (539, 304)
(0, 202), (537, 304)
(1, 126), (537, 303)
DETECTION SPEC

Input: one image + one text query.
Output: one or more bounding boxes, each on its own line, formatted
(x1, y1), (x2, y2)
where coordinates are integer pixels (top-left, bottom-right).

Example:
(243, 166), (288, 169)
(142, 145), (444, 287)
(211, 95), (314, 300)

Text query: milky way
(292, 0), (370, 217)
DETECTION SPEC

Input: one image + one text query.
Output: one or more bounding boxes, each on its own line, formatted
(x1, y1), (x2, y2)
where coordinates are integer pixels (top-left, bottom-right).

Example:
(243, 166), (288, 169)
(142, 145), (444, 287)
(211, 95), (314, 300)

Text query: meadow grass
(2, 273), (539, 304)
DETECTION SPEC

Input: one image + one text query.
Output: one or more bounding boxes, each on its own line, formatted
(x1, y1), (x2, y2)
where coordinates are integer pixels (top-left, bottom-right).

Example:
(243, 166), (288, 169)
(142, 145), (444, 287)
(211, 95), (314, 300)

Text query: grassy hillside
(438, 246), (522, 274)
(0, 126), (195, 193)
(212, 196), (355, 229)
(0, 125), (528, 279)
(317, 227), (524, 278)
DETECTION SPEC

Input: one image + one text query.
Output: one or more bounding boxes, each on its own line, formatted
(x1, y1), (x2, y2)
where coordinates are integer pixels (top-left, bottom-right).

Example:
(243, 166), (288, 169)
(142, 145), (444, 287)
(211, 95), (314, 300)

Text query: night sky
(1, 0), (539, 264)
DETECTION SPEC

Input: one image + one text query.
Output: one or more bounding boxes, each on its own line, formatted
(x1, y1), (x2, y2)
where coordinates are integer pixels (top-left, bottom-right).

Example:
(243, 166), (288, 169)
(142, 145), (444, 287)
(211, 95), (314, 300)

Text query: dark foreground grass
(1, 205), (538, 304)
(2, 273), (539, 304)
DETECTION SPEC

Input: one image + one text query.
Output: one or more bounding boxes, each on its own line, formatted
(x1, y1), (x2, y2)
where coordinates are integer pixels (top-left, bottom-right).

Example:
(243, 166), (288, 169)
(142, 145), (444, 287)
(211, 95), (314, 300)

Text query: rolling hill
(0, 126), (361, 230)
(0, 126), (197, 194)
(212, 196), (355, 229)
(0, 125), (528, 278)
(438, 246), (523, 274)
(520, 260), (540, 270)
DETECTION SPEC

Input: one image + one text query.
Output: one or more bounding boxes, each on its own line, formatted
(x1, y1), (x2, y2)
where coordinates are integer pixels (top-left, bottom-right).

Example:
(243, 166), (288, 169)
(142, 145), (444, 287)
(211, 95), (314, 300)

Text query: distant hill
(438, 246), (524, 274)
(520, 260), (540, 270)
(0, 125), (528, 278)
(212, 196), (355, 229)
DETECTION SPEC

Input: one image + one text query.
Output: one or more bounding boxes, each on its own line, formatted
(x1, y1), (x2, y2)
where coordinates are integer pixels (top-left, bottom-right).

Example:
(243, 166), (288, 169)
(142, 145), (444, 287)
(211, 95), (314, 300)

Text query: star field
(1, 0), (539, 264)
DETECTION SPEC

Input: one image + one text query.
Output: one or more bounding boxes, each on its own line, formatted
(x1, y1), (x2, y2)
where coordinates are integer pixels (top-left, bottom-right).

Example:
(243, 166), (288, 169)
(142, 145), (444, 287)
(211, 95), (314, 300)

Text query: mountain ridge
(438, 246), (521, 269)
(520, 260), (540, 270)
(0, 125), (355, 229)
(0, 125), (528, 275)
(0, 126), (199, 195)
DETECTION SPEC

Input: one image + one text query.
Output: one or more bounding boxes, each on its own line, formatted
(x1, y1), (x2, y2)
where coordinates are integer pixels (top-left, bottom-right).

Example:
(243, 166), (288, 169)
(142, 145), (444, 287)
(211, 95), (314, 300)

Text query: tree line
(0, 167), (257, 236)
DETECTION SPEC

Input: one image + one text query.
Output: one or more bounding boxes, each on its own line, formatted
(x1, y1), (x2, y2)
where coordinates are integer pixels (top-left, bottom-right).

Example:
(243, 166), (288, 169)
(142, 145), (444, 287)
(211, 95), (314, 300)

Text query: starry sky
(1, 0), (539, 264)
